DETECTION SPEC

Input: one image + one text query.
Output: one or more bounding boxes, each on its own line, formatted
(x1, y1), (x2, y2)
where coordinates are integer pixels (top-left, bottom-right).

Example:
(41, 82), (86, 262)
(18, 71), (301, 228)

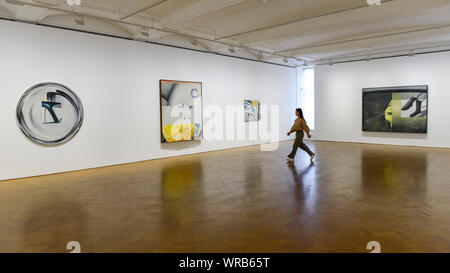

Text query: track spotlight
(141, 27), (149, 37)
(303, 60), (308, 66)
(67, 0), (81, 6)
(228, 45), (235, 53)
(257, 51), (263, 60)
(283, 57), (288, 63)
(367, 0), (381, 6)
(75, 14), (85, 26)
(190, 39), (198, 46)
(408, 51), (415, 57)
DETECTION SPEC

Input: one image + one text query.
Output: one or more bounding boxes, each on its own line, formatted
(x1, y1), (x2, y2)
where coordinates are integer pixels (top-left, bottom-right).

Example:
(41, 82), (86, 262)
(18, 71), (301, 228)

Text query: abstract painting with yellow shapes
(244, 99), (260, 122)
(363, 85), (428, 133)
(160, 80), (202, 143)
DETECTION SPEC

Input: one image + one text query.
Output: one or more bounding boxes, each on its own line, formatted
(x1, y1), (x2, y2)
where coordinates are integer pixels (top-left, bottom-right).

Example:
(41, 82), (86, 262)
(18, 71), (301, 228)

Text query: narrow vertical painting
(160, 80), (203, 143)
(244, 99), (260, 122)
(362, 85), (428, 133)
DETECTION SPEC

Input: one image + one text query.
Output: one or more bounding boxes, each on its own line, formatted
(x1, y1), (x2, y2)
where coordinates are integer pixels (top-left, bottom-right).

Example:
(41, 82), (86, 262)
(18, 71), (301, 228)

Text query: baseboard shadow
(160, 140), (202, 150)
(362, 131), (428, 140)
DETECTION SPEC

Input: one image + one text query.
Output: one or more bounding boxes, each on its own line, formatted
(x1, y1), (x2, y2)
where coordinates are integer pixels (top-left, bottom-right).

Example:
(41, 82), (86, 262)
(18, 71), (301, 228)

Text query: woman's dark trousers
(288, 131), (313, 159)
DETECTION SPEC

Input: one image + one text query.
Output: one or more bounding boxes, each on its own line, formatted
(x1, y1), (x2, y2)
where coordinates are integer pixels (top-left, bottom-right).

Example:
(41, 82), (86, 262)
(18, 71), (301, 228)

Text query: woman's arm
(301, 119), (311, 137)
(288, 120), (297, 135)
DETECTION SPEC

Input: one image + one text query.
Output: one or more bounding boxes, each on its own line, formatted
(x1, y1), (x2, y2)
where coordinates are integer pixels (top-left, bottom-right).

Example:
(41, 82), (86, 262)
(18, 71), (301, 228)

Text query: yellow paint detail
(384, 101), (393, 128)
(163, 124), (195, 142)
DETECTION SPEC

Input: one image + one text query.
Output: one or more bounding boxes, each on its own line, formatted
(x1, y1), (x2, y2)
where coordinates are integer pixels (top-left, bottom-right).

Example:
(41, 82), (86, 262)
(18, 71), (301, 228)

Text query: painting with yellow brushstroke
(244, 99), (260, 122)
(363, 85), (428, 133)
(160, 80), (202, 143)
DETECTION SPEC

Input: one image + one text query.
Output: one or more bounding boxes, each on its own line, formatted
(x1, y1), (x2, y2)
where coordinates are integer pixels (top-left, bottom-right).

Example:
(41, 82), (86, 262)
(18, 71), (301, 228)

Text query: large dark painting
(362, 85), (428, 133)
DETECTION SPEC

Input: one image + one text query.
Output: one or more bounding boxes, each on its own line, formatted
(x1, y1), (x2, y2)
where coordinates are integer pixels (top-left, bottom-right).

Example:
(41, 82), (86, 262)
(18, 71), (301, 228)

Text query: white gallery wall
(0, 20), (296, 181)
(314, 52), (450, 148)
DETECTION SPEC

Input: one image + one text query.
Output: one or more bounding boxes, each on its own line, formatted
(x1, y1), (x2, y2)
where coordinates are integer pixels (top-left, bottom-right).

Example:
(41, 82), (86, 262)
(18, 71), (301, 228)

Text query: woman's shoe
(286, 157), (294, 162)
(310, 153), (315, 161)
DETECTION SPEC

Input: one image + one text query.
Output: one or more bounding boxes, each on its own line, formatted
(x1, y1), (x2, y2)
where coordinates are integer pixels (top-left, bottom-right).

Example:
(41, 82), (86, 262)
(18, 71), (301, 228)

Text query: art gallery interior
(1, 0), (450, 253)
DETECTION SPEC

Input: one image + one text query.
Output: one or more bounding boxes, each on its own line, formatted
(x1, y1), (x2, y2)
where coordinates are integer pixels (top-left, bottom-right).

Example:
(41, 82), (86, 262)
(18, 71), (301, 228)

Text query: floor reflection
(244, 157), (262, 195)
(1, 141), (449, 252)
(288, 162), (315, 184)
(288, 162), (317, 215)
(22, 193), (87, 253)
(361, 149), (428, 196)
(159, 160), (205, 240)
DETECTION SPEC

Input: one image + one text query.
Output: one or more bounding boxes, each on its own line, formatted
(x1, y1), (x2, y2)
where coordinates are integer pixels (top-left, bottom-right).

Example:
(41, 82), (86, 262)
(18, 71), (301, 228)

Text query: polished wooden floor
(1, 140), (450, 253)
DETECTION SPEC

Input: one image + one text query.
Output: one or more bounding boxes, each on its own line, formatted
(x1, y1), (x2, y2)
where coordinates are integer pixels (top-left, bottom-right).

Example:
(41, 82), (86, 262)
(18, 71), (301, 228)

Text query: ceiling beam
(313, 40), (450, 64)
(314, 42), (450, 65)
(120, 0), (168, 20)
(160, 0), (246, 28)
(239, 0), (450, 55)
(275, 23), (450, 57)
(148, 0), (246, 41)
(215, 0), (397, 41)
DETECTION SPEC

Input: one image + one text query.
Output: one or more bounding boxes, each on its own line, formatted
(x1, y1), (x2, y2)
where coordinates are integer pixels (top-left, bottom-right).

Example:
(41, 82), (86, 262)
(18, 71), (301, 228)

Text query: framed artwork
(244, 99), (260, 122)
(16, 82), (84, 145)
(362, 85), (428, 133)
(160, 80), (203, 143)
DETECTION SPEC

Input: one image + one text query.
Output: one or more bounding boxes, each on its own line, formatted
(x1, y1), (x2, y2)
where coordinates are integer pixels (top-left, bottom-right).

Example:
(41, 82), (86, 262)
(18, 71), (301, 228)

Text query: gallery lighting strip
(275, 22), (450, 56)
(314, 45), (450, 66)
(0, 16), (295, 68)
(1, 0), (301, 66)
(314, 41), (450, 65)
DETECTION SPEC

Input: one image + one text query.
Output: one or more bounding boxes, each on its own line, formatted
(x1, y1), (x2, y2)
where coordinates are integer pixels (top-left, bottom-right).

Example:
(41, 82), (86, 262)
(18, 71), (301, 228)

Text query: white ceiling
(2, 0), (450, 66)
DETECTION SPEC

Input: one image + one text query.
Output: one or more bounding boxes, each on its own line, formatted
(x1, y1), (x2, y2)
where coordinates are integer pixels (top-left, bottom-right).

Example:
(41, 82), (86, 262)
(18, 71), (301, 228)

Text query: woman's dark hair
(296, 108), (305, 120)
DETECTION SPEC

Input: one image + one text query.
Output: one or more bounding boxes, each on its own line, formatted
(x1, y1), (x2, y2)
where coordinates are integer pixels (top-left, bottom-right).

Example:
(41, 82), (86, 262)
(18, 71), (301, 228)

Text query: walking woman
(287, 108), (315, 162)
